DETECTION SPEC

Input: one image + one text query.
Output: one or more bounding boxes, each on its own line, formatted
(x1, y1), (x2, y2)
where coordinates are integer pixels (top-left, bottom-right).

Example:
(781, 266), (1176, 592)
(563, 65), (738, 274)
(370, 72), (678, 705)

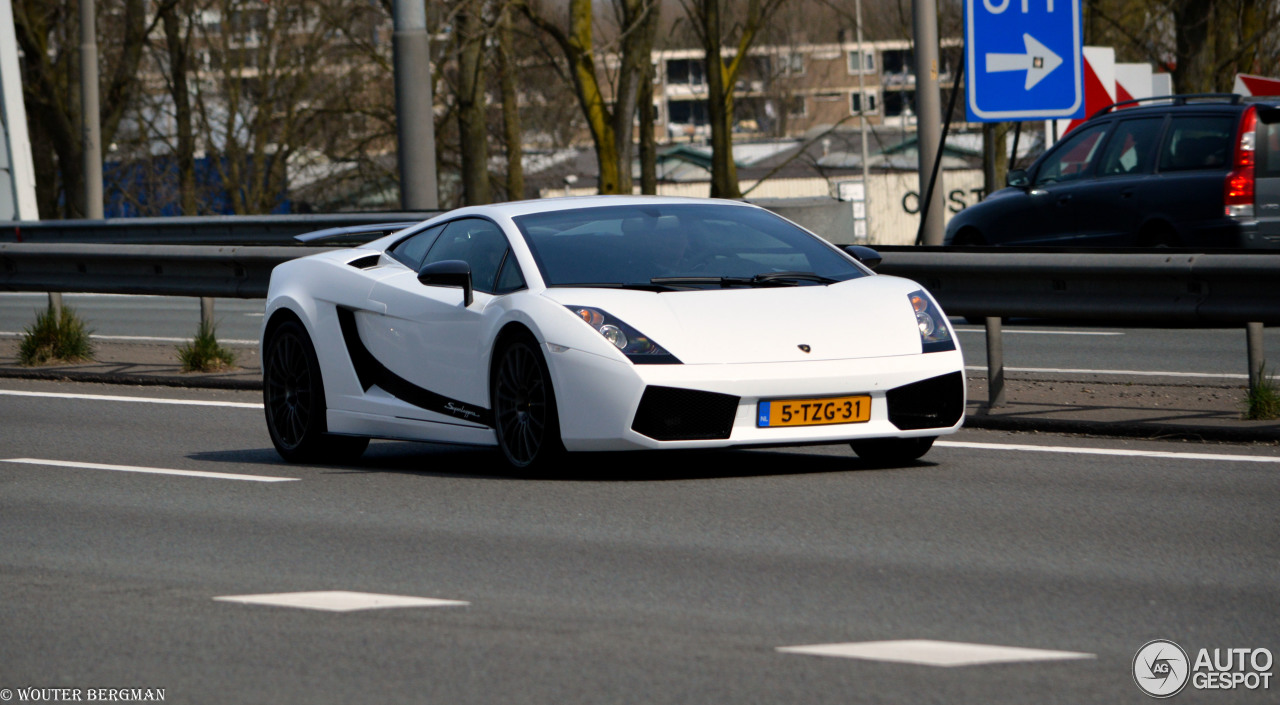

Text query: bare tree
(678, 0), (786, 198)
(454, 0), (491, 205)
(13, 0), (155, 218)
(521, 0), (660, 195)
(497, 2), (525, 200)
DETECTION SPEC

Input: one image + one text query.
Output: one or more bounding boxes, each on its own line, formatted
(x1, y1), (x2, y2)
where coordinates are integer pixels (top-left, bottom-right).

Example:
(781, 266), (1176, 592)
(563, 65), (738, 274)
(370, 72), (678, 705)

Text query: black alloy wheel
(492, 339), (563, 469)
(850, 436), (936, 466)
(263, 319), (368, 463)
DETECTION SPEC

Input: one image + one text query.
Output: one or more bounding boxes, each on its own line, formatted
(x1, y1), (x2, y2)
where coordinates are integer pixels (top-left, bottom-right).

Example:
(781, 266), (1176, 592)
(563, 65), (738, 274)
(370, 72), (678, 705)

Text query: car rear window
(1259, 113), (1280, 178)
(1158, 116), (1234, 172)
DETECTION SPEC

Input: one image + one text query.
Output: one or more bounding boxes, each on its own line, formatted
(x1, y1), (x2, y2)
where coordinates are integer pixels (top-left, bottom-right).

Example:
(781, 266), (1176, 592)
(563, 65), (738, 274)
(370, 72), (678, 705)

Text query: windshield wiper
(650, 272), (838, 288)
(750, 271), (839, 285)
(553, 282), (677, 292)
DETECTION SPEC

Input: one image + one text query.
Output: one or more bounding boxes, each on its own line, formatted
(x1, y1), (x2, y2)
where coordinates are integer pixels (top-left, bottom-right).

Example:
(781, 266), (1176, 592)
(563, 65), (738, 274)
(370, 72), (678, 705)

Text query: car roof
(1087, 94), (1256, 122)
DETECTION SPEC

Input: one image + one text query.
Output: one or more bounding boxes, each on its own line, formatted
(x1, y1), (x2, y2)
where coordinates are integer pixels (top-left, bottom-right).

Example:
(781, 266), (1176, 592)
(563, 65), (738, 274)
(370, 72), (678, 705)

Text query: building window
(787, 52), (805, 75)
(883, 90), (915, 117)
(851, 91), (878, 114)
(788, 95), (806, 118)
(666, 58), (706, 86)
(668, 99), (709, 126)
(848, 51), (875, 73)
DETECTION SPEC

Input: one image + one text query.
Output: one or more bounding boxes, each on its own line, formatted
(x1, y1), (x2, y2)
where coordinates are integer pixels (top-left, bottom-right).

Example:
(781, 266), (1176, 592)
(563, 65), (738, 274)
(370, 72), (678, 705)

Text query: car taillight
(1225, 106), (1257, 218)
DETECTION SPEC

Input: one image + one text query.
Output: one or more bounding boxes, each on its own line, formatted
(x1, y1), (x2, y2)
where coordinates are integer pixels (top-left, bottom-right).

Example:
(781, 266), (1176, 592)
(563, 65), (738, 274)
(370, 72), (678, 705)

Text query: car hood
(541, 276), (928, 364)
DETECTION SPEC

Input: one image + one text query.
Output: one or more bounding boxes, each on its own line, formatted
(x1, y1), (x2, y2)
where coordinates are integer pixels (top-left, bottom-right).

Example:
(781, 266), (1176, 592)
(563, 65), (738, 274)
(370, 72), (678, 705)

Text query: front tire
(263, 318), (368, 463)
(491, 339), (564, 469)
(850, 436), (935, 465)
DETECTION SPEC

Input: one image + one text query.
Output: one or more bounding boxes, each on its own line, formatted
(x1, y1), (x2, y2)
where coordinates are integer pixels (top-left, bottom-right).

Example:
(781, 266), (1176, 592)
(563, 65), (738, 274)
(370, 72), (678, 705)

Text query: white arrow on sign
(985, 33), (1063, 90)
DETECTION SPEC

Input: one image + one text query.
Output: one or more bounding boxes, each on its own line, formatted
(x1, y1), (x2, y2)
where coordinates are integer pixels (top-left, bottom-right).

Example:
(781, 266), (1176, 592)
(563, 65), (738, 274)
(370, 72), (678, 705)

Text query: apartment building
(652, 38), (961, 140)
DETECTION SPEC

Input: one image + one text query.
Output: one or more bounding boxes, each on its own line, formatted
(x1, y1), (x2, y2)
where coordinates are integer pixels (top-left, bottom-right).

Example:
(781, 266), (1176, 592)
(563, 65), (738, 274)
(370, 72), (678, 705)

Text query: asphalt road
(2, 293), (1278, 381)
(1, 379), (1277, 703)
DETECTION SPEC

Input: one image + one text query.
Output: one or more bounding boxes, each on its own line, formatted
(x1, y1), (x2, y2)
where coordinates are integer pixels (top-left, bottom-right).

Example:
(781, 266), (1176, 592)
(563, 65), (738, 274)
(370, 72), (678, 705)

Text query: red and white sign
(1234, 73), (1280, 97)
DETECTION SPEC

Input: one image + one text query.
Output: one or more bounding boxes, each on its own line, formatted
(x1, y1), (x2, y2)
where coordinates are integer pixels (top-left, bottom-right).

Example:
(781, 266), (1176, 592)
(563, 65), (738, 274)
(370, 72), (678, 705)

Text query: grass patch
(177, 320), (238, 372)
(18, 305), (94, 365)
(1244, 364), (1280, 420)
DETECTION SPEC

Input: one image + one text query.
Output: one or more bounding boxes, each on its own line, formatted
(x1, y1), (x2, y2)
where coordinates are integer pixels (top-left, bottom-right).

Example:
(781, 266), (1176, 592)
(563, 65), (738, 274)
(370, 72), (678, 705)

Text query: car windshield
(512, 203), (867, 289)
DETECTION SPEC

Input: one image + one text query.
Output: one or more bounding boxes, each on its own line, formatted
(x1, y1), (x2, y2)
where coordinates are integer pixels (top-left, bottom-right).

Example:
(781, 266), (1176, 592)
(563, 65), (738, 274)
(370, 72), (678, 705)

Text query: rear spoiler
(294, 222), (419, 244)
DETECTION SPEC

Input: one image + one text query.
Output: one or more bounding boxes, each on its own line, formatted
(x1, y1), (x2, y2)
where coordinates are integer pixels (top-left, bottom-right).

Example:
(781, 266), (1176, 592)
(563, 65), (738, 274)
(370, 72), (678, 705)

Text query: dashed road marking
(0, 388), (262, 409)
(0, 458), (296, 483)
(214, 591), (468, 612)
(936, 440), (1280, 464)
(777, 639), (1095, 667)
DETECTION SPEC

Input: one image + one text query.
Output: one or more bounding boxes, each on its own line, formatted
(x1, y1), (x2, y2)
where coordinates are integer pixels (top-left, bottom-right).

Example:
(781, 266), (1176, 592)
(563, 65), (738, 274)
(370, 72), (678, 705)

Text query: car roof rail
(1090, 93), (1243, 120)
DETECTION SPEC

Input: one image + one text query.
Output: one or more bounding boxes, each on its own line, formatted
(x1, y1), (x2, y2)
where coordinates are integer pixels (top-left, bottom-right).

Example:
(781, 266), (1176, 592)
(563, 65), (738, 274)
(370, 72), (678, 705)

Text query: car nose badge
(798, 344), (811, 353)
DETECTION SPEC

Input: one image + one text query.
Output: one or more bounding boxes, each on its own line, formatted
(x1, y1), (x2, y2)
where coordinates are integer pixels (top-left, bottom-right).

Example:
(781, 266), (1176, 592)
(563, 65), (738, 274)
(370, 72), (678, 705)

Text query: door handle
(1120, 190), (1134, 199)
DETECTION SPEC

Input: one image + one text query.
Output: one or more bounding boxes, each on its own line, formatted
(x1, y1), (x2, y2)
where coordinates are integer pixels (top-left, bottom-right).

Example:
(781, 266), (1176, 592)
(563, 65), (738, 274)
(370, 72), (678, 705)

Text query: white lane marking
(0, 331), (257, 345)
(778, 640), (1095, 667)
(936, 440), (1280, 464)
(0, 389), (262, 409)
(1, 458), (296, 483)
(953, 328), (1124, 336)
(964, 365), (1247, 380)
(214, 591), (468, 612)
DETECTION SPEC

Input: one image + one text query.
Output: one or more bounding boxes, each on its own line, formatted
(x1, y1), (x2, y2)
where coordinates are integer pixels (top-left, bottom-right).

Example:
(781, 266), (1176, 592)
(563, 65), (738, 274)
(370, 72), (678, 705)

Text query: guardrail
(0, 213), (438, 246)
(874, 250), (1279, 405)
(0, 242), (1274, 403)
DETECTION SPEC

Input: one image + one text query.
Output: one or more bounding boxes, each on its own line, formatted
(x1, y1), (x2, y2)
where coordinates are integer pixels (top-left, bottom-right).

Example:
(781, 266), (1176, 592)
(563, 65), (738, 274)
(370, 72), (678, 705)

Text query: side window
(494, 252), (526, 294)
(422, 218), (510, 294)
(389, 223), (445, 270)
(1098, 118), (1164, 176)
(1034, 124), (1108, 186)
(1159, 116), (1234, 172)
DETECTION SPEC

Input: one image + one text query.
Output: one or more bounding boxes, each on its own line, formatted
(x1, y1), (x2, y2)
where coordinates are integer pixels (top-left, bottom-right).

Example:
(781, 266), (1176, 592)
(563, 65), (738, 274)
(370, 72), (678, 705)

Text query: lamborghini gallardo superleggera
(261, 197), (965, 469)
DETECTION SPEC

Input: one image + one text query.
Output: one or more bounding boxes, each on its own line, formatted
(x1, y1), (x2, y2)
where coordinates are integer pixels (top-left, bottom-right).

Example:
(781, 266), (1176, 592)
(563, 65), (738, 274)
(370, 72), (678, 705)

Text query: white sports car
(261, 196), (964, 469)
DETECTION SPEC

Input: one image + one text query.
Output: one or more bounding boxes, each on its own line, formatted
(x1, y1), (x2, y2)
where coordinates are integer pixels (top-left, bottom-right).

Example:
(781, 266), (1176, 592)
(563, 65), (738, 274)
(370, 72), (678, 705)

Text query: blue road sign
(965, 0), (1083, 122)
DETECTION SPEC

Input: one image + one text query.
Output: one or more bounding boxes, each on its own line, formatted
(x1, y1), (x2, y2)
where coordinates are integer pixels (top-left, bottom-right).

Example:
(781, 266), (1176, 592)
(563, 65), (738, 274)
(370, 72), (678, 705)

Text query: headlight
(909, 290), (955, 353)
(566, 306), (681, 364)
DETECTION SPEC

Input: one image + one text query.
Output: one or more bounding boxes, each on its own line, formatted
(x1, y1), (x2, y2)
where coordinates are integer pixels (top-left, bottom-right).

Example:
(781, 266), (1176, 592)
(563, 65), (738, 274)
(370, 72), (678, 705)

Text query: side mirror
(843, 245), (882, 270)
(418, 259), (473, 306)
(1006, 169), (1030, 188)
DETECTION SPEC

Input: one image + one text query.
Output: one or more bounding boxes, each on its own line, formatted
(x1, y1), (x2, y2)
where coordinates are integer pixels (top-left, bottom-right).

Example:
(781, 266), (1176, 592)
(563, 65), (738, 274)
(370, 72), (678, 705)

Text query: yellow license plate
(757, 395), (871, 428)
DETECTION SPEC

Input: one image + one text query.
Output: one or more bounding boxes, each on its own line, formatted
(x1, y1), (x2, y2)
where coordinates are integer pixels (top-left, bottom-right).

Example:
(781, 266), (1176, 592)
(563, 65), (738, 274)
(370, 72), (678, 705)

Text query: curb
(0, 367), (263, 391)
(963, 413), (1280, 444)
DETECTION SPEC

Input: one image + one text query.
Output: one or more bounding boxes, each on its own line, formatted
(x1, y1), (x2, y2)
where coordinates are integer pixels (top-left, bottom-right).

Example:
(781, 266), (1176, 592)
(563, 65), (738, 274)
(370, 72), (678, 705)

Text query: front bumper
(547, 346), (966, 452)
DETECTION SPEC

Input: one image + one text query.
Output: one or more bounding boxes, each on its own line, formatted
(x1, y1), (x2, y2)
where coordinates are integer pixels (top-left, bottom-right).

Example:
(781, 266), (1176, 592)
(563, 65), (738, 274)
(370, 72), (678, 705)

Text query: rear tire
(850, 436), (935, 465)
(263, 318), (368, 463)
(1138, 223), (1180, 248)
(491, 338), (564, 470)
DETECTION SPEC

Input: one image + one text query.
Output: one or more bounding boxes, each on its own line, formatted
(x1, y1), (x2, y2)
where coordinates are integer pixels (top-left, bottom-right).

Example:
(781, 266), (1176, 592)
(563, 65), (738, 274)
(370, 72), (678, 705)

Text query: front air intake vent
(886, 371), (965, 430)
(631, 386), (740, 441)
